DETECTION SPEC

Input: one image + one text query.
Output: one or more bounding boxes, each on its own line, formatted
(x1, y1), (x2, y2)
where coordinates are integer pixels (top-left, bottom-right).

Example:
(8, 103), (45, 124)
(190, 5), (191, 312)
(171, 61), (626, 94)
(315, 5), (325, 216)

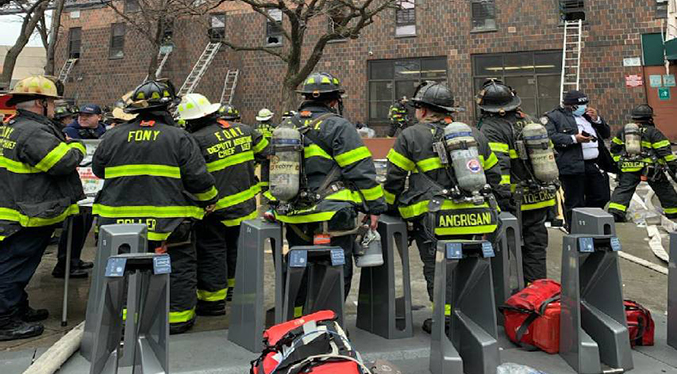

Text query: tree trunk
(0, 1), (49, 89)
(45, 0), (66, 76)
(146, 18), (166, 80)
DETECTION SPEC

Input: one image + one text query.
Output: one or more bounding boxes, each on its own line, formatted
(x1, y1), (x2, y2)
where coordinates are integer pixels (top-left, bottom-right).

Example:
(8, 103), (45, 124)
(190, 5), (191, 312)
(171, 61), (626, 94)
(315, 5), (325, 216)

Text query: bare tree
(223, 0), (404, 110)
(0, 0), (50, 90)
(36, 0), (66, 75)
(103, 0), (225, 80)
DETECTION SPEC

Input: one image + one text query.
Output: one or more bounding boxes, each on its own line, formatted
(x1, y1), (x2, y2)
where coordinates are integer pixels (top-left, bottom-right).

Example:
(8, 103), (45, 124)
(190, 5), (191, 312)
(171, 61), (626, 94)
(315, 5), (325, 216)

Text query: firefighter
(92, 80), (218, 334)
(384, 81), (506, 334)
(477, 79), (557, 284)
(218, 104), (241, 121)
(387, 96), (410, 138)
(53, 101), (76, 127)
(0, 75), (85, 341)
(608, 104), (677, 221)
(178, 93), (269, 314)
(270, 72), (386, 314)
(255, 108), (276, 193)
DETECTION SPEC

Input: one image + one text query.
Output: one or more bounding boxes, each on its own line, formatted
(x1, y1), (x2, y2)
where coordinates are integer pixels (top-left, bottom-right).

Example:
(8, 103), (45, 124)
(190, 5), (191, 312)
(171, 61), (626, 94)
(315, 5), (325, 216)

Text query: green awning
(666, 38), (677, 61)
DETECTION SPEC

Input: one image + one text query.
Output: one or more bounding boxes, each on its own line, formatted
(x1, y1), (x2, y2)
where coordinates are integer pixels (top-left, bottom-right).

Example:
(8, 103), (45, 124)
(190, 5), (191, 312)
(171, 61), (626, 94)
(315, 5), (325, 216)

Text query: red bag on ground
(624, 300), (655, 347)
(502, 279), (562, 354)
(250, 310), (367, 374)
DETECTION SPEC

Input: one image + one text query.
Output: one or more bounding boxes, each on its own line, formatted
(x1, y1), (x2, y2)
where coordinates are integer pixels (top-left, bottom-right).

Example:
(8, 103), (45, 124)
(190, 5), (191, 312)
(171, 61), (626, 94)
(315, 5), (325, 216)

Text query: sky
(0, 11), (52, 47)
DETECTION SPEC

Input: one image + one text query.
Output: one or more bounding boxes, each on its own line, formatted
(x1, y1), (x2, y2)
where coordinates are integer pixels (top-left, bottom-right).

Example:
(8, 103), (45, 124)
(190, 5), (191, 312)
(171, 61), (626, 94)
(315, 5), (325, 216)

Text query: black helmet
(410, 81), (460, 114)
(125, 80), (179, 113)
(297, 72), (345, 99)
(218, 104), (240, 120)
(476, 79), (521, 114)
(53, 106), (72, 120)
(631, 104), (654, 121)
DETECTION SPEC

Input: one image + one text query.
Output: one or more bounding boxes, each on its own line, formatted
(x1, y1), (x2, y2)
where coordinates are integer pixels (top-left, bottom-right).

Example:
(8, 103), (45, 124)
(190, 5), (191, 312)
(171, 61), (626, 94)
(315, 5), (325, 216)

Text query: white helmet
(256, 108), (274, 122)
(177, 93), (221, 121)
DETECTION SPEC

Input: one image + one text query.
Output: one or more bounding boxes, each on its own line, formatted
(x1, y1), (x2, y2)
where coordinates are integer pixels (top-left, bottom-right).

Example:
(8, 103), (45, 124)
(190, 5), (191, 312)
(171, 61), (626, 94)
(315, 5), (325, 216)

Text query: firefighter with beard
(267, 72), (386, 316)
(178, 93), (269, 314)
(92, 80), (218, 334)
(477, 79), (559, 284)
(384, 81), (507, 334)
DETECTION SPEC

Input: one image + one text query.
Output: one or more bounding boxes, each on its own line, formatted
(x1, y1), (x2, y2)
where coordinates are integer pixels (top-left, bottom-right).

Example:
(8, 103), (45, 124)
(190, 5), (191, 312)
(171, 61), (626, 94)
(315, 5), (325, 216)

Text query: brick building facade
(55, 0), (672, 135)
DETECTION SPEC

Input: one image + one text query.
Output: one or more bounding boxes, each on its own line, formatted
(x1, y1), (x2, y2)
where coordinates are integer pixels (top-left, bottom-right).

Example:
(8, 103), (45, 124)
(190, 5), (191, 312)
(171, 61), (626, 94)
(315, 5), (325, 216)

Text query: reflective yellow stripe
(500, 175), (511, 185)
(335, 146), (371, 167)
(92, 204), (204, 219)
(0, 236), (6, 242)
(612, 137), (624, 145)
(197, 288), (227, 302)
(612, 155), (621, 161)
(0, 204), (79, 227)
(398, 199), (491, 220)
(387, 149), (415, 171)
(664, 207), (677, 214)
(417, 157), (443, 172)
(489, 142), (509, 153)
(253, 137), (268, 153)
(228, 278), (235, 287)
(304, 144), (332, 159)
(294, 306), (303, 318)
(275, 211), (337, 224)
(521, 199), (556, 211)
(195, 186), (218, 201)
(483, 152), (499, 170)
(169, 308), (196, 324)
(326, 189), (362, 203)
(148, 231), (172, 241)
(608, 202), (627, 212)
(641, 141), (652, 148)
(104, 164), (181, 179)
(69, 142), (86, 155)
(206, 151), (254, 173)
(509, 149), (519, 159)
(0, 156), (40, 173)
(384, 189), (396, 205)
(445, 304), (452, 316)
(215, 185), (261, 210)
(653, 140), (671, 149)
(435, 225), (497, 236)
(665, 154), (676, 162)
(221, 210), (258, 227)
(35, 143), (71, 172)
(360, 185), (384, 201)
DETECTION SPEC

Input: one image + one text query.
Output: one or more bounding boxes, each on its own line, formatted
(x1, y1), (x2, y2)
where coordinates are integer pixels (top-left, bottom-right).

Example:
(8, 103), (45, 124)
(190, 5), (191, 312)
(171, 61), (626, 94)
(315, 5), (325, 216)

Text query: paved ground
(0, 214), (674, 373)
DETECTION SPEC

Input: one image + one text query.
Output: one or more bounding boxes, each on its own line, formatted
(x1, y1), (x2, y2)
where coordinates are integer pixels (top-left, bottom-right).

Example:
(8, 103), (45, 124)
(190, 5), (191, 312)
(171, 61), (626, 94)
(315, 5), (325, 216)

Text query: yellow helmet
(10, 75), (62, 99)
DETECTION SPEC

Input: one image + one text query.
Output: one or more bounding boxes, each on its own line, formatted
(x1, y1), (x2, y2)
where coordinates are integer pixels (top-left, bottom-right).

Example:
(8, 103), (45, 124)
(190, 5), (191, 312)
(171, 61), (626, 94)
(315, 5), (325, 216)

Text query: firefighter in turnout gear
(0, 75), (85, 341)
(387, 96), (410, 138)
(178, 93), (269, 315)
(92, 80), (218, 334)
(218, 104), (241, 121)
(255, 108), (276, 193)
(384, 81), (506, 334)
(269, 72), (386, 314)
(608, 104), (677, 221)
(477, 79), (558, 284)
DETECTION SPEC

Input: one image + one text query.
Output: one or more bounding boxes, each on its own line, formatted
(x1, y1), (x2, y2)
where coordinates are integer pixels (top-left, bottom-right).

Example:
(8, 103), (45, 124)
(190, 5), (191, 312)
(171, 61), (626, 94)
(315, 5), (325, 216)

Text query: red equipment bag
(250, 310), (367, 374)
(501, 279), (562, 354)
(624, 300), (655, 347)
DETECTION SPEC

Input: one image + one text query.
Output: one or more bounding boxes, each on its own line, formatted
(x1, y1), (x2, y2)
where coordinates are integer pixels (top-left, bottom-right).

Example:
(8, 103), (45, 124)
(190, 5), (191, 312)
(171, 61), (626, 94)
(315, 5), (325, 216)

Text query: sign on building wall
(625, 74), (643, 88)
(650, 75), (663, 88)
(623, 57), (642, 67)
(664, 74), (676, 87)
(659, 88), (672, 101)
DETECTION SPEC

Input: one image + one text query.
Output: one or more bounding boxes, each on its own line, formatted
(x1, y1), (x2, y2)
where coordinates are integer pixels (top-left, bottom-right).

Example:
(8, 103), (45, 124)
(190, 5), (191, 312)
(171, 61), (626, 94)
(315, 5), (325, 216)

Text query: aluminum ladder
(58, 58), (78, 82)
(219, 69), (239, 105)
(144, 49), (172, 81)
(177, 42), (221, 98)
(560, 19), (583, 104)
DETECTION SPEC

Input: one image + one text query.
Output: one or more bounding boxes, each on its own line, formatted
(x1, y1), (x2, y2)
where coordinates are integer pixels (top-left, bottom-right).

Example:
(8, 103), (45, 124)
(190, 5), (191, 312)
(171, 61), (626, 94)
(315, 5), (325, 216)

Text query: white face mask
(573, 104), (587, 117)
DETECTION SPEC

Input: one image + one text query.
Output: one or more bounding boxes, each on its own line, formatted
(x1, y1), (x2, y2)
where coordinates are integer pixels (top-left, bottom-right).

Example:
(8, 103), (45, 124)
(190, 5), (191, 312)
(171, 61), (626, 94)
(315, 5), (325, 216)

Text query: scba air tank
(443, 121), (487, 194)
(522, 122), (559, 184)
(269, 124), (302, 202)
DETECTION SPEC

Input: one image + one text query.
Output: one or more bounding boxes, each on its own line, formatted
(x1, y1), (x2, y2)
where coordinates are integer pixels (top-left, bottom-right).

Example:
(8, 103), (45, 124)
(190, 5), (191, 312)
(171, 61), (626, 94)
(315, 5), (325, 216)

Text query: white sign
(623, 57), (641, 67)
(77, 140), (103, 207)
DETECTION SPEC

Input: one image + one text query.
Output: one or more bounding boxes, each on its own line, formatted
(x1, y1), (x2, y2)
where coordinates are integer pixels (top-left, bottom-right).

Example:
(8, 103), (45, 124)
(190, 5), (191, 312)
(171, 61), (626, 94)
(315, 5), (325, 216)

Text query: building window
(367, 57), (447, 123)
(209, 13), (225, 41)
(559, 0), (585, 22)
(395, 0), (416, 37)
(657, 0), (668, 18)
(471, 0), (496, 32)
(161, 19), (174, 44)
(124, 0), (139, 13)
(328, 17), (347, 41)
(67, 27), (81, 59)
(472, 51), (563, 117)
(266, 9), (283, 46)
(109, 23), (125, 59)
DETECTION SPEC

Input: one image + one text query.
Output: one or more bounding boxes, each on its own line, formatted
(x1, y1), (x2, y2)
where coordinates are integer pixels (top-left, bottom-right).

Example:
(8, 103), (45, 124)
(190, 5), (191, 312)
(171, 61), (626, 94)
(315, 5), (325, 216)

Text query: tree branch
(221, 40), (289, 62)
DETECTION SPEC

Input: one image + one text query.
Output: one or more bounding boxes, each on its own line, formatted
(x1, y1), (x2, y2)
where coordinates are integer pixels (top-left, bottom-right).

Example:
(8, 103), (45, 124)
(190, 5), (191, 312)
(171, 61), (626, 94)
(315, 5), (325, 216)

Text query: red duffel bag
(502, 279), (562, 354)
(624, 300), (655, 347)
